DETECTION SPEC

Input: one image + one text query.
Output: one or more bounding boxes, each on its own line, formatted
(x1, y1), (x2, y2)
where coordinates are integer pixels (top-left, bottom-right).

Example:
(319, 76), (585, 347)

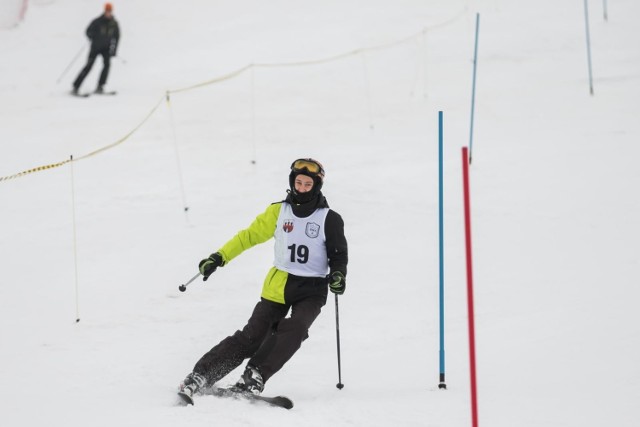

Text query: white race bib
(273, 204), (329, 277)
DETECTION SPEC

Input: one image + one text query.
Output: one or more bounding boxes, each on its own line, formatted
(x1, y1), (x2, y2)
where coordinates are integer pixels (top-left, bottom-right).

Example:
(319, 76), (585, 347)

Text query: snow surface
(1, 0), (639, 426)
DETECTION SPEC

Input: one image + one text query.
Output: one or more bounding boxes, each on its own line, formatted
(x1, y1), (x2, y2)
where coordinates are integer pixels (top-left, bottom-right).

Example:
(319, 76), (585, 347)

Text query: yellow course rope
(0, 96), (165, 182)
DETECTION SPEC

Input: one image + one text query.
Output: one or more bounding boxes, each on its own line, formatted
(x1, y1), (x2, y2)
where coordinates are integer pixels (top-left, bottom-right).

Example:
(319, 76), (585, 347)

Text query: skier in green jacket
(179, 158), (348, 398)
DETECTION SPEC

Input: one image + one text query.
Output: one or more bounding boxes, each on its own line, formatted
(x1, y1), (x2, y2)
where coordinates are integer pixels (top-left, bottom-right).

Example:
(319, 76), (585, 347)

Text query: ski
(177, 390), (195, 406)
(213, 386), (294, 410)
(70, 90), (117, 98)
(177, 386), (293, 410)
(93, 90), (117, 96)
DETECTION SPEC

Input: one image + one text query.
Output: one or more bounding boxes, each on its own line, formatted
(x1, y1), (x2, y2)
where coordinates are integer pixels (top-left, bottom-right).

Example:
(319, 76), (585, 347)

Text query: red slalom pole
(462, 147), (479, 427)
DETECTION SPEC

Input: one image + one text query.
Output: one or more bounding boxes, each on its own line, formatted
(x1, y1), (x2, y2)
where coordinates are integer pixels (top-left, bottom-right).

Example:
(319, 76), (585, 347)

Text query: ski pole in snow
(438, 111), (447, 389)
(468, 13), (480, 165)
(334, 294), (344, 389)
(462, 146), (479, 427)
(56, 43), (87, 84)
(70, 155), (80, 323)
(583, 0), (595, 95)
(178, 272), (201, 292)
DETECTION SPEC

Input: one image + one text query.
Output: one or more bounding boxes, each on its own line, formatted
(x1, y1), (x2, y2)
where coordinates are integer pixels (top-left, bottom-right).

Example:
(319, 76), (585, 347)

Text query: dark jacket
(86, 14), (120, 55)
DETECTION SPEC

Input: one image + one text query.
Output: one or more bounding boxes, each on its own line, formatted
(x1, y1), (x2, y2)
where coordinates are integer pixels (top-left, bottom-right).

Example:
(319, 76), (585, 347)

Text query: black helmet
(289, 158), (325, 203)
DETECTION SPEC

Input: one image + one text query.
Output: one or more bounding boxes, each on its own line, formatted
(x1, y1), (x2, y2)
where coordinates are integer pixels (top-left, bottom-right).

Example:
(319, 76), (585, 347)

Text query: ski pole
(178, 272), (201, 292)
(334, 293), (344, 389)
(56, 43), (87, 84)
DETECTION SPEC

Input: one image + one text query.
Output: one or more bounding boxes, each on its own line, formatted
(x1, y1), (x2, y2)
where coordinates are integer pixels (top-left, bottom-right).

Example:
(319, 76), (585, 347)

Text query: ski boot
(234, 364), (264, 395)
(179, 371), (206, 399)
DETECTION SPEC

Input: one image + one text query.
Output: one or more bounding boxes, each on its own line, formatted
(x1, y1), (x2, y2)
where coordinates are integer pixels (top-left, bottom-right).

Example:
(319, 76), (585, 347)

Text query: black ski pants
(73, 47), (111, 90)
(193, 275), (328, 386)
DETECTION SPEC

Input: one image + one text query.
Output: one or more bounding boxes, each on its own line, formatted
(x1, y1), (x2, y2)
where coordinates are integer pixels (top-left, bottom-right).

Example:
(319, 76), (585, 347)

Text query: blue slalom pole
(468, 13), (480, 165)
(438, 111), (447, 390)
(584, 0), (595, 95)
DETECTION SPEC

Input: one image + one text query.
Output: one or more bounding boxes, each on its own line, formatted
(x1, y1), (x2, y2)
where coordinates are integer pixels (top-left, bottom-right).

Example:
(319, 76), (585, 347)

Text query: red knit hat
(105, 3), (113, 12)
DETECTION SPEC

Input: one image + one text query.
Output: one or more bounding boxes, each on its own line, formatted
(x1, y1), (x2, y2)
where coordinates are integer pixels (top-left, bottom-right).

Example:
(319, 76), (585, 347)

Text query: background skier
(72, 3), (120, 95)
(179, 158), (348, 400)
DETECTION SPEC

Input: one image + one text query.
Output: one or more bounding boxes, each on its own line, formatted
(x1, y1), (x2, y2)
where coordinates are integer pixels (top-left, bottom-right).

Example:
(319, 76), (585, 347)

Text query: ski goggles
(291, 158), (325, 180)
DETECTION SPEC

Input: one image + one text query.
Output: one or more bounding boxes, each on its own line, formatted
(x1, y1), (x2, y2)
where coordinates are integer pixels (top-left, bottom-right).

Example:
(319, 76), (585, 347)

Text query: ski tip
(177, 391), (194, 406)
(213, 387), (294, 409)
(277, 397), (294, 410)
(259, 395), (294, 410)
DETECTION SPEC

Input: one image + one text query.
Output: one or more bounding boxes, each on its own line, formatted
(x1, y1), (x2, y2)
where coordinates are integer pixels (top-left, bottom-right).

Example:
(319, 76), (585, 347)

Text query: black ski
(214, 386), (294, 410)
(93, 90), (117, 96)
(177, 386), (293, 410)
(70, 90), (117, 98)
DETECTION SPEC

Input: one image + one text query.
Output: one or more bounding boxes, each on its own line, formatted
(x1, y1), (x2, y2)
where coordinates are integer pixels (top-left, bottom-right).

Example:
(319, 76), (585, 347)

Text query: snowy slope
(1, 1), (639, 426)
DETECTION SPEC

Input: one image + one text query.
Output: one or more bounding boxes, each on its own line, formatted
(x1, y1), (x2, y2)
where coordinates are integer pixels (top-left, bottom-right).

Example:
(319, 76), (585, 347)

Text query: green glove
(199, 252), (224, 281)
(328, 271), (346, 295)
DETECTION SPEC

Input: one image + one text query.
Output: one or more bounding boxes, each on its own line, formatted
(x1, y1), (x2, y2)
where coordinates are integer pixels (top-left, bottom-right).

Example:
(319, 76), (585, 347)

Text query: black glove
(328, 271), (346, 295)
(199, 252), (224, 281)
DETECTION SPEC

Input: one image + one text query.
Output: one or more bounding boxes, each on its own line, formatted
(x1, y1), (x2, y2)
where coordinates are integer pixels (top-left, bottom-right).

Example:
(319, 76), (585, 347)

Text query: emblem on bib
(305, 222), (321, 238)
(283, 220), (294, 233)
